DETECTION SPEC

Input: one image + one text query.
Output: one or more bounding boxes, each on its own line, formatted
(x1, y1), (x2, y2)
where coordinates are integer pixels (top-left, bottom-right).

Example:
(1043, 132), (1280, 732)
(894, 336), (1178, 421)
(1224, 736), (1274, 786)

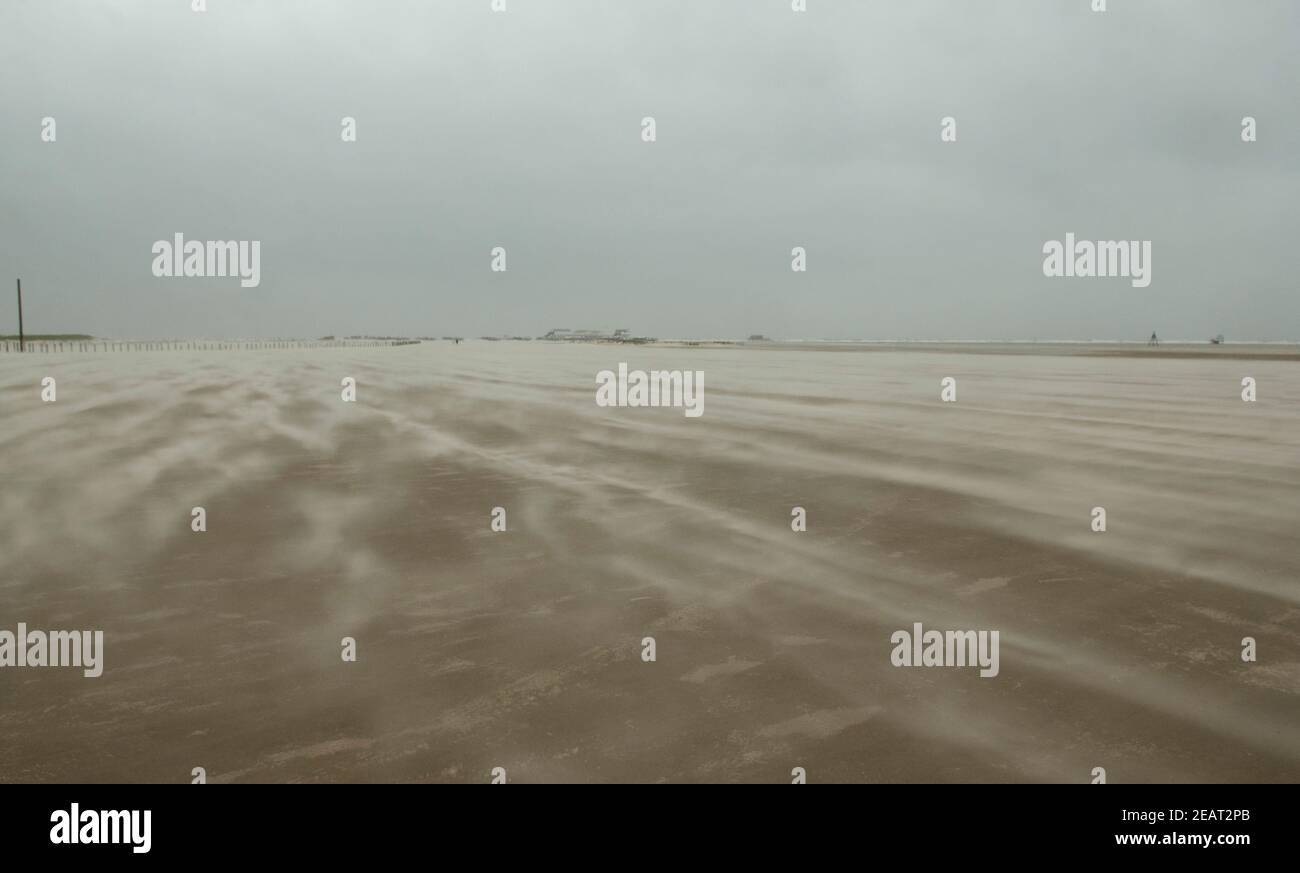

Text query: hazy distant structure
(1149, 331), (1159, 346)
(1211, 334), (1225, 345)
(542, 328), (652, 343)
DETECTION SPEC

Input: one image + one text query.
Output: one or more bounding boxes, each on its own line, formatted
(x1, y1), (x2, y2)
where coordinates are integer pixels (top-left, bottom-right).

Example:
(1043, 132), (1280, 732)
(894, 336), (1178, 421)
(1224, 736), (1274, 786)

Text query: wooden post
(16, 278), (24, 352)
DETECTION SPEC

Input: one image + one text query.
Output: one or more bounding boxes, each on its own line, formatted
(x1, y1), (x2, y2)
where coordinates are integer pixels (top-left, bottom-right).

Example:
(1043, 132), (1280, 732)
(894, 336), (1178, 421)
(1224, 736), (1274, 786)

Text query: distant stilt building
(542, 327), (653, 343)
(1148, 331), (1159, 346)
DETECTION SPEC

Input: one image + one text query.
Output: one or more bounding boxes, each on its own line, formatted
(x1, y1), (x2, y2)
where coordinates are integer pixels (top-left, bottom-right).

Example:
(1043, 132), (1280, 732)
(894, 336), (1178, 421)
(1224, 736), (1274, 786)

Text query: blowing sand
(1, 342), (1298, 782)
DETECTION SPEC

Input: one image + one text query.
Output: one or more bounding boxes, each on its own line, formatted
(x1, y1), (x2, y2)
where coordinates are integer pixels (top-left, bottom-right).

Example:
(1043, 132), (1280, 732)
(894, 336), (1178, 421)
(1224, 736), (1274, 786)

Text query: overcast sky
(2, 0), (1298, 340)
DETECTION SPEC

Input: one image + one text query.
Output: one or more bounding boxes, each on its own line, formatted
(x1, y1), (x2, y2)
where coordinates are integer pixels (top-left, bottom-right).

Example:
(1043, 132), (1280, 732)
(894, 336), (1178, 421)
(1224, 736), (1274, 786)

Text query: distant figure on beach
(1149, 331), (1159, 346)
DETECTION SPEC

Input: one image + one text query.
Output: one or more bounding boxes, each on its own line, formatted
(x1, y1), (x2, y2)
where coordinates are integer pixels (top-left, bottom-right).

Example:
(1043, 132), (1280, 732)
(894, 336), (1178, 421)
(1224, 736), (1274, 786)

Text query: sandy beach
(1, 341), (1297, 783)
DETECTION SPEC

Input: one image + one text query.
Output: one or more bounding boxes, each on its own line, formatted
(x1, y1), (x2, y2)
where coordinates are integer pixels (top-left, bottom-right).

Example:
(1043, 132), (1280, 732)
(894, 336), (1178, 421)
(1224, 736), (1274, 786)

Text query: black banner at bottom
(1, 784), (1287, 859)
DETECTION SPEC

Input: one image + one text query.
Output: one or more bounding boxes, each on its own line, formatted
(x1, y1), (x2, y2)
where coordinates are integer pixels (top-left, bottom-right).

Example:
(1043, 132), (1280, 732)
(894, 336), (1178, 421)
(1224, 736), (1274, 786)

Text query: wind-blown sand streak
(1, 343), (1297, 782)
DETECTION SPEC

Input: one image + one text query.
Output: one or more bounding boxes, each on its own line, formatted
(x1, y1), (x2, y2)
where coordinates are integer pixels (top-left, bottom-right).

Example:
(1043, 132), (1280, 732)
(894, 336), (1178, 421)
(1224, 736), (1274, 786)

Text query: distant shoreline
(6, 336), (1300, 361)
(657, 340), (1300, 360)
